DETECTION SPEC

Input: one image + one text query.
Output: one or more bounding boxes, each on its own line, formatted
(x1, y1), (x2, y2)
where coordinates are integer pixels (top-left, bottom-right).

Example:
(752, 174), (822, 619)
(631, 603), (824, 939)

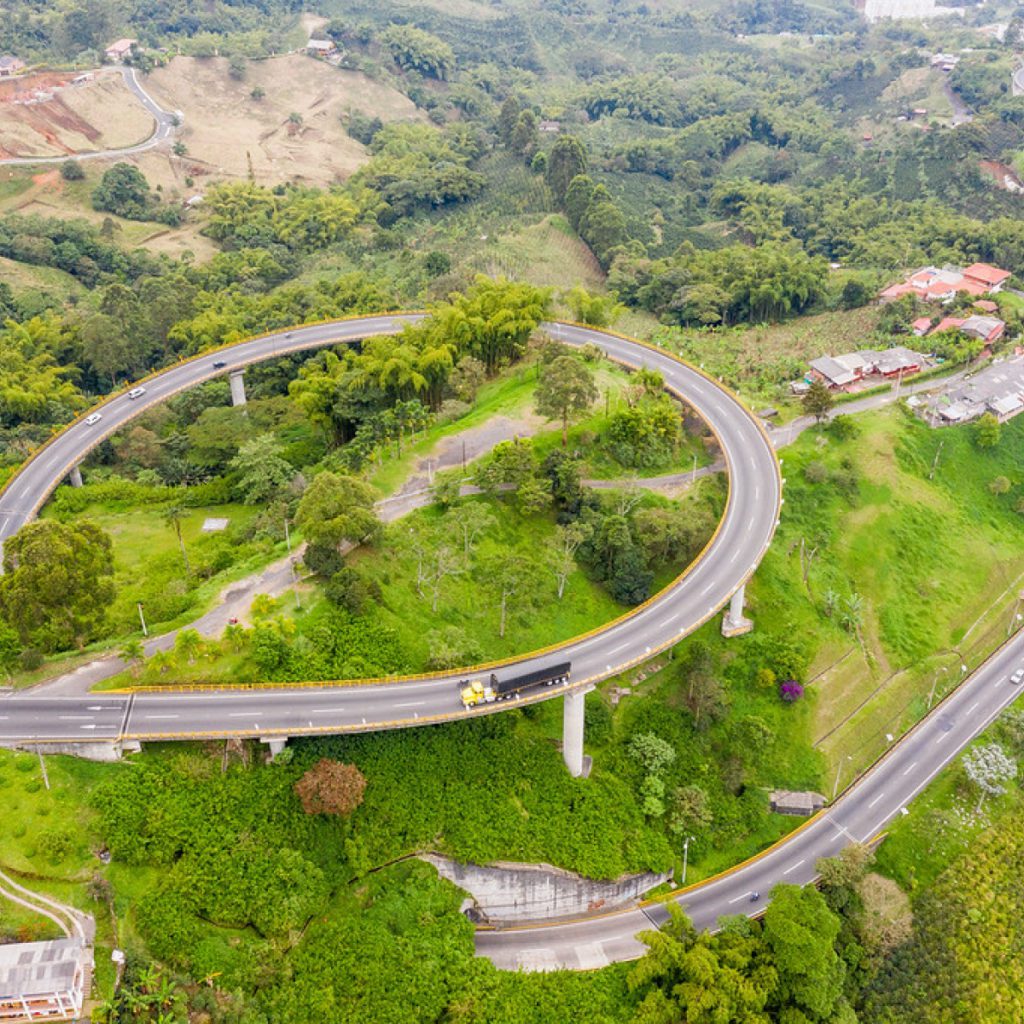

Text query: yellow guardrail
(2, 313), (782, 696)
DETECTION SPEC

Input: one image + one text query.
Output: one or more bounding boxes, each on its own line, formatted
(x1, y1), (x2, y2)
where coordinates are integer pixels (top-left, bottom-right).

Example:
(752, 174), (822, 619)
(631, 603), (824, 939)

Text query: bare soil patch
(141, 55), (422, 188)
(0, 71), (154, 158)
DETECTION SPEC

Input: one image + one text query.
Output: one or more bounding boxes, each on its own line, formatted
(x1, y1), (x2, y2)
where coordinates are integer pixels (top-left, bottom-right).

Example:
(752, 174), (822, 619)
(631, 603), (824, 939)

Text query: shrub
(779, 679), (804, 702)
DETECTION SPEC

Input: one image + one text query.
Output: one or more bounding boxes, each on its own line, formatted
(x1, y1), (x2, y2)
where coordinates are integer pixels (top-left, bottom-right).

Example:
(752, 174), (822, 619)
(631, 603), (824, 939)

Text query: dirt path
(396, 413), (546, 496)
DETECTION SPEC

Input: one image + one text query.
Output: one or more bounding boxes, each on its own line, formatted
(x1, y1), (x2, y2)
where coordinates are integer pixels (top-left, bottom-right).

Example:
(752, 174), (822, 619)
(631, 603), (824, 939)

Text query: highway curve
(2, 314), (1021, 970)
(0, 316), (781, 748)
(0, 66), (177, 167)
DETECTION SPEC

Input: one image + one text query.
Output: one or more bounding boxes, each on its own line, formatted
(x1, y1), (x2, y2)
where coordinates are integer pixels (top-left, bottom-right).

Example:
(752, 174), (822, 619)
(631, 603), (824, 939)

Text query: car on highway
(84, 413), (102, 425)
(212, 360), (227, 369)
(1010, 668), (1024, 685)
(127, 387), (146, 400)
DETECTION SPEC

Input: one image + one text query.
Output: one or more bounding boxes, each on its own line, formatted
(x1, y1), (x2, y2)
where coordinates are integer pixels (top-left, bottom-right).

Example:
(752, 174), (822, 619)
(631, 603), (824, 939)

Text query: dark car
(213, 360), (227, 369)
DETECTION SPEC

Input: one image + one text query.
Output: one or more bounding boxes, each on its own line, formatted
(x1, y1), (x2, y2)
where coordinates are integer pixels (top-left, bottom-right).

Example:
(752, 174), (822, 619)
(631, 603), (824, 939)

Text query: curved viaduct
(6, 314), (1020, 971)
(0, 316), (780, 768)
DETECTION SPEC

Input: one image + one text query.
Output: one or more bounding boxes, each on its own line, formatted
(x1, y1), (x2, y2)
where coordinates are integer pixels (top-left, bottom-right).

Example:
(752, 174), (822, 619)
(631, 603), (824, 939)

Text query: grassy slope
(752, 406), (1024, 783)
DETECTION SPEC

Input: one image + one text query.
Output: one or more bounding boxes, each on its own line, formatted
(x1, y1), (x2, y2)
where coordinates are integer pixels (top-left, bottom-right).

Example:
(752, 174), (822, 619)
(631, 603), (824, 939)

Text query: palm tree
(163, 506), (190, 574)
(118, 639), (145, 678)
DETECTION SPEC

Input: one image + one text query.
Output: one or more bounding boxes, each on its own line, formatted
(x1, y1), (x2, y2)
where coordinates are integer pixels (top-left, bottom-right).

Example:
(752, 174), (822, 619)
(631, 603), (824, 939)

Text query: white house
(0, 938), (86, 1022)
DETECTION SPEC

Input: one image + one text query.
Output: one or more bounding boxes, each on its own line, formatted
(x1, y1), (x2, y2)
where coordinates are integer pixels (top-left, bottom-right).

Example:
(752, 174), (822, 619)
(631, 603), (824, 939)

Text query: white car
(127, 387), (146, 400)
(84, 413), (102, 425)
(1010, 669), (1024, 685)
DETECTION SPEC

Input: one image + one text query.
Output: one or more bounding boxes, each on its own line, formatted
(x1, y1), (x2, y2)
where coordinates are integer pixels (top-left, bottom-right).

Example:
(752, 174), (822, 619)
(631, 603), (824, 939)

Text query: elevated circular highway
(2, 314), (1022, 970)
(0, 315), (781, 753)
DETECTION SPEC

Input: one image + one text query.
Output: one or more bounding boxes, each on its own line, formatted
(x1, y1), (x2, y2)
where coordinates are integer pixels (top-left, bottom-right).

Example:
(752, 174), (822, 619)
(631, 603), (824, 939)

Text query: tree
(92, 162), (154, 220)
(0, 619), (21, 679)
(545, 135), (588, 204)
(119, 639), (145, 678)
(296, 472), (379, 556)
(447, 501), (496, 557)
(535, 354), (598, 445)
(294, 759), (367, 815)
(975, 411), (1002, 448)
(478, 555), (526, 638)
(962, 742), (1017, 812)
(803, 378), (834, 423)
(60, 160), (84, 181)
(628, 732), (677, 776)
(0, 520), (115, 653)
(174, 629), (202, 665)
(516, 474), (550, 515)
(547, 521), (592, 599)
(230, 434), (296, 506)
(762, 885), (847, 1021)
(565, 286), (624, 327)
(163, 506), (191, 575)
(425, 625), (483, 669)
(667, 785), (712, 839)
(425, 540), (464, 613)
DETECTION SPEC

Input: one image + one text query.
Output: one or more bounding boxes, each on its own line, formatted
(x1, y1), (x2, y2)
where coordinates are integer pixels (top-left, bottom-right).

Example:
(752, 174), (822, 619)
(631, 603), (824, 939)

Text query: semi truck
(460, 662), (571, 708)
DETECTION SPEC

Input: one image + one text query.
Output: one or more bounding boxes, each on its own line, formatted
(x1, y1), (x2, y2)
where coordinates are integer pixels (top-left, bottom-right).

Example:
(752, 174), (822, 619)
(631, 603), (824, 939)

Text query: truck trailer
(460, 662), (571, 708)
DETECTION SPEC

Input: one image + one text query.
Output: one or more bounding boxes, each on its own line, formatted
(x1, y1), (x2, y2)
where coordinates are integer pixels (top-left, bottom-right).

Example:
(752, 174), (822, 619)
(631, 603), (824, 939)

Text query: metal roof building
(0, 938), (85, 1021)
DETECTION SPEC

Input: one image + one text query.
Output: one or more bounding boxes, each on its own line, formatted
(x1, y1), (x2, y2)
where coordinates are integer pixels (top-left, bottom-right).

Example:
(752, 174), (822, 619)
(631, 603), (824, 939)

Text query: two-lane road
(479, 618), (1024, 969)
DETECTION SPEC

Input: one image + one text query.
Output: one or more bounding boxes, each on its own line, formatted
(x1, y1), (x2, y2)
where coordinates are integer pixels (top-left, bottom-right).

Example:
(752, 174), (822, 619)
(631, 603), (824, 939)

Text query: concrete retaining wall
(421, 853), (670, 924)
(0, 741), (127, 762)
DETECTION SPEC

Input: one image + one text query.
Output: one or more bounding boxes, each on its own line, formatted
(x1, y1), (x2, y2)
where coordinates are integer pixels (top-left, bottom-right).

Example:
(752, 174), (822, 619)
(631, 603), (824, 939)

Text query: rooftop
(0, 938), (83, 999)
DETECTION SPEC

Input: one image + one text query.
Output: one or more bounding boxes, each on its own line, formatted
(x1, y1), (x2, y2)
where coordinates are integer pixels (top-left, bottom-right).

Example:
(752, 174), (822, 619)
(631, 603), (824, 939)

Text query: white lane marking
(755, 486), (760, 502)
(700, 582), (716, 596)
(659, 616), (677, 628)
(867, 792), (885, 809)
(144, 715), (179, 720)
(608, 641), (629, 655)
(311, 708), (346, 714)
(58, 715), (94, 720)
(935, 730), (951, 744)
(967, 701), (979, 714)
(728, 892), (752, 904)
(394, 701), (424, 708)
(229, 712), (260, 718)
(782, 859), (805, 876)
(902, 761), (918, 777)
(0, 716), (7, 721)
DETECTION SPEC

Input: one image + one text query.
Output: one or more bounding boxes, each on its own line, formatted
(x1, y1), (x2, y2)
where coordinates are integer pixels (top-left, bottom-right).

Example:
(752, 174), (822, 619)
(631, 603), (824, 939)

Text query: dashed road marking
(902, 761), (917, 777)
(782, 859), (805, 876)
(867, 792), (885, 809)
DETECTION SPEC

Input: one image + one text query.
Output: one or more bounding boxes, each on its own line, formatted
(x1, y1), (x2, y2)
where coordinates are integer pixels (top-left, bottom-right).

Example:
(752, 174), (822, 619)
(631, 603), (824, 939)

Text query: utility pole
(831, 755), (852, 800)
(284, 518), (301, 610)
(682, 835), (695, 885)
(137, 601), (148, 638)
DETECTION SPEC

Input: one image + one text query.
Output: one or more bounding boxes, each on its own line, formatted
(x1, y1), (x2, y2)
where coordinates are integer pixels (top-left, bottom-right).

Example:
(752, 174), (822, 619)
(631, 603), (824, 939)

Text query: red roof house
(962, 263), (1012, 292)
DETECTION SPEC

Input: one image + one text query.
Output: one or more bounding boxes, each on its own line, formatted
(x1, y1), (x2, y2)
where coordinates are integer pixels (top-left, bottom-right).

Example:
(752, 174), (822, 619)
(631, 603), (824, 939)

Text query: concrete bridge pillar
(229, 370), (247, 407)
(263, 736), (288, 759)
(562, 689), (592, 778)
(68, 465), (83, 488)
(722, 582), (753, 637)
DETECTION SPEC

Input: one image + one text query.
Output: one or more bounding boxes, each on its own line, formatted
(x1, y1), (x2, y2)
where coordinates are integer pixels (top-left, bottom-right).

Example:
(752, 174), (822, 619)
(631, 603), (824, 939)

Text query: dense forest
(4, 0), (1024, 1021)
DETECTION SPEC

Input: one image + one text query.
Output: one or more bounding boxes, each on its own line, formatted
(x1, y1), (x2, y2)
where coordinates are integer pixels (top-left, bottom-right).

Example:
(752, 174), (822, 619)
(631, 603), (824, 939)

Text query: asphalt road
(0, 314), (1019, 970)
(0, 66), (177, 166)
(0, 316), (782, 747)
(479, 632), (1024, 969)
